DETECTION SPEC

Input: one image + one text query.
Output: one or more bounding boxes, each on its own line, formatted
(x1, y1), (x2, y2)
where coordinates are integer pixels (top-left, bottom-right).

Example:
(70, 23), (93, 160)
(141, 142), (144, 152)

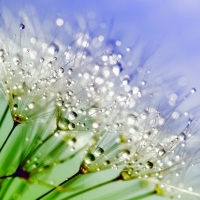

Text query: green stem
(0, 121), (18, 153)
(60, 178), (155, 200)
(131, 191), (155, 199)
(64, 177), (117, 199)
(24, 129), (57, 162)
(0, 174), (14, 179)
(36, 171), (81, 200)
(0, 105), (9, 128)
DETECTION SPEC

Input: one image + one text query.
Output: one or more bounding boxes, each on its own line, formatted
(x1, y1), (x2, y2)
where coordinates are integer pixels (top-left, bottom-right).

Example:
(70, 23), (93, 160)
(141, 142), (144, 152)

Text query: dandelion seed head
(0, 7), (200, 200)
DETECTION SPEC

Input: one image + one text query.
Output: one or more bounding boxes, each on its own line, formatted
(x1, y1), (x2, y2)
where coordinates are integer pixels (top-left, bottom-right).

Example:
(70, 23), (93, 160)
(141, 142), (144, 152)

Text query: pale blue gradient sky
(1, 0), (200, 84)
(0, 1), (200, 199)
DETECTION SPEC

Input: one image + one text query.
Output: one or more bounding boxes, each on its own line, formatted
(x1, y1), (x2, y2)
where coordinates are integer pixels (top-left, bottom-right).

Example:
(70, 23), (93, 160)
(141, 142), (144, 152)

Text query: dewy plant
(0, 7), (200, 200)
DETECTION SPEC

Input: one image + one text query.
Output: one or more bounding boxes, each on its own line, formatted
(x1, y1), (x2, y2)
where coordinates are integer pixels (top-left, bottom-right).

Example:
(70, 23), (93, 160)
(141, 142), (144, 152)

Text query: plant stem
(0, 121), (18, 153)
(64, 177), (117, 199)
(0, 105), (9, 128)
(25, 129), (57, 160)
(0, 174), (14, 179)
(60, 178), (155, 200)
(36, 171), (81, 200)
(131, 191), (155, 199)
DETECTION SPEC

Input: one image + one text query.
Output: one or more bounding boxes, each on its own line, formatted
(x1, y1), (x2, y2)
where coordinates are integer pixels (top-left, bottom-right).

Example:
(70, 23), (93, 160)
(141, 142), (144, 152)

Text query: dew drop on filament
(68, 111), (78, 121)
(0, 49), (4, 56)
(68, 137), (77, 146)
(84, 153), (95, 164)
(57, 117), (70, 130)
(158, 149), (166, 156)
(145, 161), (154, 169)
(191, 88), (196, 93)
(20, 23), (25, 30)
(48, 42), (59, 54)
(68, 123), (75, 130)
(28, 102), (35, 109)
(94, 147), (104, 157)
(13, 104), (18, 110)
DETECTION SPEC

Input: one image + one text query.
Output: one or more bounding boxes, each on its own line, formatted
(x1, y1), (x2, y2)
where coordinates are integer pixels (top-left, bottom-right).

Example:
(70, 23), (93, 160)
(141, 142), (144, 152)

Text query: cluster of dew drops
(0, 18), (199, 199)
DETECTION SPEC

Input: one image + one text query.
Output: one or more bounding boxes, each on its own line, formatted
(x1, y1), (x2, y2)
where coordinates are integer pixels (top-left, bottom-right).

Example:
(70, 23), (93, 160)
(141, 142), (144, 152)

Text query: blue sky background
(0, 0), (200, 83)
(1, 0), (200, 104)
(0, 1), (200, 199)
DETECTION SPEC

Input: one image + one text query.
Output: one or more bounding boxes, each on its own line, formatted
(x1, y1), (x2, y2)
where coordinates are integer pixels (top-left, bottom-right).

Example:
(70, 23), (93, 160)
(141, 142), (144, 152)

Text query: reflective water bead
(68, 68), (73, 75)
(141, 80), (146, 85)
(57, 117), (70, 130)
(84, 153), (95, 164)
(40, 57), (44, 63)
(68, 137), (77, 146)
(92, 123), (99, 129)
(56, 18), (64, 26)
(179, 132), (187, 141)
(68, 111), (78, 121)
(176, 172), (180, 176)
(103, 160), (110, 165)
(112, 63), (123, 76)
(145, 161), (154, 169)
(28, 102), (35, 109)
(13, 55), (21, 65)
(127, 114), (137, 125)
(20, 23), (25, 29)
(121, 149), (130, 158)
(0, 49), (4, 56)
(158, 149), (166, 156)
(13, 104), (18, 111)
(191, 88), (196, 93)
(59, 67), (64, 74)
(48, 42), (59, 54)
(68, 123), (75, 130)
(94, 147), (104, 157)
(122, 76), (130, 86)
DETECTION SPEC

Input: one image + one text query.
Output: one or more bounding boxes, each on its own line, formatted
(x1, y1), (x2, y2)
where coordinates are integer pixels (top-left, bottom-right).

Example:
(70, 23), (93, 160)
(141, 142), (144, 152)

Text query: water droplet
(70, 147), (75, 151)
(28, 102), (34, 109)
(68, 123), (75, 130)
(48, 42), (59, 54)
(0, 49), (4, 57)
(191, 88), (196, 93)
(141, 80), (146, 85)
(122, 75), (130, 86)
(176, 172), (180, 176)
(84, 153), (95, 164)
(112, 63), (123, 76)
(121, 149), (130, 158)
(103, 160), (110, 165)
(158, 149), (166, 156)
(145, 161), (154, 169)
(68, 68), (73, 75)
(172, 112), (179, 119)
(68, 137), (76, 146)
(13, 104), (18, 111)
(179, 132), (187, 141)
(56, 18), (64, 26)
(68, 111), (77, 121)
(13, 55), (21, 65)
(94, 147), (104, 157)
(92, 122), (99, 129)
(20, 23), (25, 30)
(59, 67), (64, 74)
(57, 117), (70, 130)
(40, 57), (44, 63)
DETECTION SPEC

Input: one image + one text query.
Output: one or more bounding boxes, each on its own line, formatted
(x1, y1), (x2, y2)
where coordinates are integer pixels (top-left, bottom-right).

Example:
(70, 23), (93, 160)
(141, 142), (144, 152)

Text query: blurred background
(1, 0), (200, 103)
(0, 0), (200, 199)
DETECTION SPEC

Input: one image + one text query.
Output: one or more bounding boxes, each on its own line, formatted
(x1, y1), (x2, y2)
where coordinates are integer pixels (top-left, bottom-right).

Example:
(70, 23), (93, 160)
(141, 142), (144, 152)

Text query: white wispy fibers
(0, 4), (200, 200)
